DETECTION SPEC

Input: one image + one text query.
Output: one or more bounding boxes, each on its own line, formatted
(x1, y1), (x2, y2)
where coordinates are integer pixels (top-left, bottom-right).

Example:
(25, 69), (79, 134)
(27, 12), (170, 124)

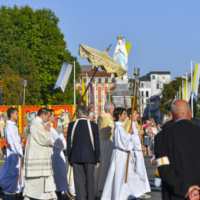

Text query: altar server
(94, 102), (115, 197)
(0, 107), (24, 199)
(23, 108), (57, 200)
(48, 109), (68, 198)
(101, 107), (147, 200)
(127, 108), (151, 198)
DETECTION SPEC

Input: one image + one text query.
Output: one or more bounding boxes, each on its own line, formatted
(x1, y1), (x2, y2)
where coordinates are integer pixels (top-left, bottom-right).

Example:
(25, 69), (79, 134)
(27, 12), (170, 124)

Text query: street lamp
(22, 80), (27, 105)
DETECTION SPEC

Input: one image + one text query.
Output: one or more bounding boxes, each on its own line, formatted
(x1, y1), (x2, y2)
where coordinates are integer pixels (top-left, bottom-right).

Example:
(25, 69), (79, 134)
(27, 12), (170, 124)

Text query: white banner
(54, 62), (73, 92)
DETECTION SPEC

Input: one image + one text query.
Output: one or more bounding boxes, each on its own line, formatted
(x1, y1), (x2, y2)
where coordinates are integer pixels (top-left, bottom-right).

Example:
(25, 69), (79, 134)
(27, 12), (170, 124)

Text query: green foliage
(0, 5), (81, 105)
(159, 77), (183, 115)
(0, 66), (23, 105)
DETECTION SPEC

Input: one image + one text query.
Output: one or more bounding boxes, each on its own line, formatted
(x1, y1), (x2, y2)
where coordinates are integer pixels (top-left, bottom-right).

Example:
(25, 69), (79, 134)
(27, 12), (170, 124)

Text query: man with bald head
(155, 100), (200, 200)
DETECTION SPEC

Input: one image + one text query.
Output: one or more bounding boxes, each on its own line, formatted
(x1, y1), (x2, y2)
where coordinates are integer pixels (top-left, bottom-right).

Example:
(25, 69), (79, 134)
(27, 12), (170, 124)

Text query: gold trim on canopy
(79, 44), (127, 79)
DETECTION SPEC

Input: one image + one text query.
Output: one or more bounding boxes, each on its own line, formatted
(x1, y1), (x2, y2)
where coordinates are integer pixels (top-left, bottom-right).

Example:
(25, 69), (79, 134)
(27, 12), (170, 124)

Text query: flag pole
(74, 61), (76, 109)
(86, 73), (88, 106)
(191, 60), (193, 117)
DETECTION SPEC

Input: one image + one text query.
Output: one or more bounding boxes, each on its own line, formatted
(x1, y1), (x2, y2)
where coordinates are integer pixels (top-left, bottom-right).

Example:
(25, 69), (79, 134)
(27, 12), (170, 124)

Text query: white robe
(0, 120), (24, 193)
(132, 122), (151, 195)
(101, 122), (146, 200)
(49, 123), (68, 192)
(23, 117), (57, 200)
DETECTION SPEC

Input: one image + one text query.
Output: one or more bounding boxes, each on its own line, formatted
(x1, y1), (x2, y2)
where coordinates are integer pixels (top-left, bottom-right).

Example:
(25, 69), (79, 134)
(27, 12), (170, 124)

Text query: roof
(140, 76), (150, 82)
(147, 71), (171, 75)
(79, 71), (116, 84)
(80, 65), (92, 71)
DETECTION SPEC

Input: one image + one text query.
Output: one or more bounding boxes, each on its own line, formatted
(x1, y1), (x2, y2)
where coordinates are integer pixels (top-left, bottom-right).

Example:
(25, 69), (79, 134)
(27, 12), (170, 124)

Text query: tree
(159, 77), (183, 115)
(0, 66), (23, 105)
(0, 5), (81, 105)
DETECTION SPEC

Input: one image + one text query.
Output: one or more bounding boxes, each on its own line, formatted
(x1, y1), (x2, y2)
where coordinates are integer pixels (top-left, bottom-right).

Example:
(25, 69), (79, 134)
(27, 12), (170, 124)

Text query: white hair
(104, 102), (115, 113)
(89, 111), (95, 117)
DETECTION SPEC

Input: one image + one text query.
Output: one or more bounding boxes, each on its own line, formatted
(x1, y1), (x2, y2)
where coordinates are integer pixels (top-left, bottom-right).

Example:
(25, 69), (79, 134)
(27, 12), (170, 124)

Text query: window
(142, 99), (144, 104)
(108, 78), (111, 82)
(101, 78), (105, 83)
(157, 83), (159, 89)
(95, 85), (98, 91)
(152, 75), (155, 80)
(146, 91), (149, 97)
(163, 83), (165, 88)
(102, 85), (104, 91)
(142, 91), (144, 97)
(141, 83), (144, 88)
(95, 78), (98, 83)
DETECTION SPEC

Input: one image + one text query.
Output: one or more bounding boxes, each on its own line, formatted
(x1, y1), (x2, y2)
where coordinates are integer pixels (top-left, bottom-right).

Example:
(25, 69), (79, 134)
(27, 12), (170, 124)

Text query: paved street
(0, 156), (161, 200)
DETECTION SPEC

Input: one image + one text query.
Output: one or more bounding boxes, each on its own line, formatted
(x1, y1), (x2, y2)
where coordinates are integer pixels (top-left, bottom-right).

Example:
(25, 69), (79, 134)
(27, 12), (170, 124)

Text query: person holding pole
(0, 107), (24, 199)
(127, 108), (151, 199)
(101, 107), (145, 200)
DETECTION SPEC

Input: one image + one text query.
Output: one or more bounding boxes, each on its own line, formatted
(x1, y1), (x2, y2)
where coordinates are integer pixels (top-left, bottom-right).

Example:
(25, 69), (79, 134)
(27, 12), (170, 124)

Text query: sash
(71, 118), (94, 150)
(68, 118), (95, 187)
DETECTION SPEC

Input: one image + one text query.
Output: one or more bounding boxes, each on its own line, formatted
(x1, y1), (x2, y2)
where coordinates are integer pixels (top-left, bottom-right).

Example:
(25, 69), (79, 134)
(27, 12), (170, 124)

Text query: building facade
(139, 71), (171, 123)
(76, 66), (115, 116)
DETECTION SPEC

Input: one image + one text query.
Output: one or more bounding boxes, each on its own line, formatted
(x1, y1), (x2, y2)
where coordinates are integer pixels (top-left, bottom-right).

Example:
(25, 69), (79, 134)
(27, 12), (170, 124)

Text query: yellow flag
(125, 43), (132, 55)
(182, 80), (188, 100)
(81, 76), (86, 101)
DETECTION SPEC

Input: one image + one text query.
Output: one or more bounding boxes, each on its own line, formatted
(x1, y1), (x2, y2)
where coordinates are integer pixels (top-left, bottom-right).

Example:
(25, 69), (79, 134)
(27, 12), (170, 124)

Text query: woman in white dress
(101, 107), (147, 200)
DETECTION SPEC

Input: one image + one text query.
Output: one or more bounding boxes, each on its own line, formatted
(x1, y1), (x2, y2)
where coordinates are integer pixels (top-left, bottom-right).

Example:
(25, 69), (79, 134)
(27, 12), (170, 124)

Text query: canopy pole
(125, 71), (138, 183)
(137, 82), (144, 157)
(71, 66), (99, 121)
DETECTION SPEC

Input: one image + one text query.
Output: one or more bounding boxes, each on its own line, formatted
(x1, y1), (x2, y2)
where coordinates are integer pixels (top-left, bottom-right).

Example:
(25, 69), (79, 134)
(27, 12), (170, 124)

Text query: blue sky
(1, 0), (200, 79)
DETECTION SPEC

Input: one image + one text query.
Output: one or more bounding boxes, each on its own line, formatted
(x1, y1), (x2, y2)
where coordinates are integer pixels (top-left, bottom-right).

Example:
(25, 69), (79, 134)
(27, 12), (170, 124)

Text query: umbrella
(79, 44), (127, 79)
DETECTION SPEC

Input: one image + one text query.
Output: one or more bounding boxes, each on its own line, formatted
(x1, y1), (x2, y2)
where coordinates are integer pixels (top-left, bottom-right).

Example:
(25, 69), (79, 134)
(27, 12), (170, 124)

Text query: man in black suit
(67, 105), (100, 200)
(155, 99), (200, 200)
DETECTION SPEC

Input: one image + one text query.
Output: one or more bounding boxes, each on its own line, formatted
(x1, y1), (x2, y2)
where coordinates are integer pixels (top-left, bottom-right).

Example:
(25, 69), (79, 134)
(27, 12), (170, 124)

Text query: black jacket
(67, 116), (100, 164)
(155, 119), (200, 200)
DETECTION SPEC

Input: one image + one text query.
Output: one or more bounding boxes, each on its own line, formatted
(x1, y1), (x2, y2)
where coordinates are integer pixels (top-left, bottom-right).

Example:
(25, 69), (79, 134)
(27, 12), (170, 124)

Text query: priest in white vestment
(101, 107), (148, 200)
(48, 109), (68, 198)
(0, 107), (24, 197)
(23, 108), (57, 200)
(94, 102), (115, 197)
(127, 108), (151, 198)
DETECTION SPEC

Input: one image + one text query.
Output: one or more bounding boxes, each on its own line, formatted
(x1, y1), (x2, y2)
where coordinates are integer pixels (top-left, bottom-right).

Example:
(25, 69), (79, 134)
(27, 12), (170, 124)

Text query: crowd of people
(0, 100), (199, 200)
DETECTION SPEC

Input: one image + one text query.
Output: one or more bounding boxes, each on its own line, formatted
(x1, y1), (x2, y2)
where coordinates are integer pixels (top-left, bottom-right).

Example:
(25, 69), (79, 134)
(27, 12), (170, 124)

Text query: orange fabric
(1, 139), (7, 148)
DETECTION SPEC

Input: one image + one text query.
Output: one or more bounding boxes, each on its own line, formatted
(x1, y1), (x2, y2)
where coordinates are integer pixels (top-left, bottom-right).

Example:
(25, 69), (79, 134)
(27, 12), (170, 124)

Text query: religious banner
(48, 105), (75, 134)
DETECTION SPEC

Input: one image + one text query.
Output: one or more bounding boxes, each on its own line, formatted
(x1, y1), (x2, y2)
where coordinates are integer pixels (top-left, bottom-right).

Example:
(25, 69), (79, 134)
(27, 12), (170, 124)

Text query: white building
(139, 71), (171, 122)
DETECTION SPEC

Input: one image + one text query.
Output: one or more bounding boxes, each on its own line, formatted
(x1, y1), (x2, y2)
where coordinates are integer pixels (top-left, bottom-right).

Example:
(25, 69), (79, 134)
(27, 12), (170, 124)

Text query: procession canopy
(79, 44), (127, 79)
